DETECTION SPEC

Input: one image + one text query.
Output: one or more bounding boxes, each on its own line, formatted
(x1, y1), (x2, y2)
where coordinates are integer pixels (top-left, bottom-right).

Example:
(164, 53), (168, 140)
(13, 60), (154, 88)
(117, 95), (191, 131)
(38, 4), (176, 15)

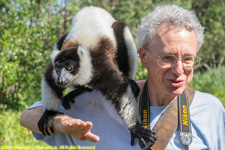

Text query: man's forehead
(148, 23), (197, 55)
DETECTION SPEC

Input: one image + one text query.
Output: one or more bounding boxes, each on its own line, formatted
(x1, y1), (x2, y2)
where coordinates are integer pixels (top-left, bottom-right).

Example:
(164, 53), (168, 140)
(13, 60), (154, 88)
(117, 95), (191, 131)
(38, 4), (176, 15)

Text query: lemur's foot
(38, 110), (64, 135)
(130, 122), (157, 149)
(62, 86), (93, 109)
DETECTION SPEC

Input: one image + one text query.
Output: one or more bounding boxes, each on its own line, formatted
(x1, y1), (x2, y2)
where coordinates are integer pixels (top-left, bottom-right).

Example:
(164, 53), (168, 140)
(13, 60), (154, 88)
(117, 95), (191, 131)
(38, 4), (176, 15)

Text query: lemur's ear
(56, 33), (68, 50)
(77, 46), (83, 56)
(77, 45), (90, 57)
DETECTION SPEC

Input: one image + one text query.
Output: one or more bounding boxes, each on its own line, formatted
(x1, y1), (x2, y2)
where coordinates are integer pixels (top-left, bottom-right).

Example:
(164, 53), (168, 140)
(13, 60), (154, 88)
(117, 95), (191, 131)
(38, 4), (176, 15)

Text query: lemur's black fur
(112, 21), (130, 77)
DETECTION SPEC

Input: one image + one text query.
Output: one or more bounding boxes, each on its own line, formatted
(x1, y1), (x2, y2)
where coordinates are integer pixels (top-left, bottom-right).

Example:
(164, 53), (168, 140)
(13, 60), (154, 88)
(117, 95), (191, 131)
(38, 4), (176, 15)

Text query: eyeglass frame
(142, 47), (202, 69)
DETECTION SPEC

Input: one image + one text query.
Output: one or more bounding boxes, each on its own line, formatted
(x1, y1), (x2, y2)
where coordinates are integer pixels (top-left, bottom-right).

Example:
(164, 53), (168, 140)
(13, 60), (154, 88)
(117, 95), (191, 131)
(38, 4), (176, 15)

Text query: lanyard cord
(139, 80), (150, 128)
(178, 91), (192, 148)
(139, 81), (192, 149)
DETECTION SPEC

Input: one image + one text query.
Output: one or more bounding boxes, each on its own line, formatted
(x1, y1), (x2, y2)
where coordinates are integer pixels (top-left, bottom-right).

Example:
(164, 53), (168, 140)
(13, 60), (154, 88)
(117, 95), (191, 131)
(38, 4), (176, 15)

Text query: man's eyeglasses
(143, 47), (202, 69)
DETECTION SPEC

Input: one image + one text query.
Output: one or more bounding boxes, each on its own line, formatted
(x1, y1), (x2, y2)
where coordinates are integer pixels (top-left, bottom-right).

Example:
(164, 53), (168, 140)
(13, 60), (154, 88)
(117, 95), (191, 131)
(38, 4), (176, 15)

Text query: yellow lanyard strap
(139, 81), (194, 150)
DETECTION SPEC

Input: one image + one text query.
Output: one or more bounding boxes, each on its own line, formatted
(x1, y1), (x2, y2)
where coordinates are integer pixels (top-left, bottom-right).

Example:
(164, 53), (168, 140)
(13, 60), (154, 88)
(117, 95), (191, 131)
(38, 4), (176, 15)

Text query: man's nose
(171, 58), (184, 76)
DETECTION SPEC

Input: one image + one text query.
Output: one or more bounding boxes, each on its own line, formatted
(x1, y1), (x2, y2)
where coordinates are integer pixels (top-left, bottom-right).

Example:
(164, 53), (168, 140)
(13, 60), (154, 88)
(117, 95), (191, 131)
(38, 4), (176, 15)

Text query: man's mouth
(167, 79), (185, 87)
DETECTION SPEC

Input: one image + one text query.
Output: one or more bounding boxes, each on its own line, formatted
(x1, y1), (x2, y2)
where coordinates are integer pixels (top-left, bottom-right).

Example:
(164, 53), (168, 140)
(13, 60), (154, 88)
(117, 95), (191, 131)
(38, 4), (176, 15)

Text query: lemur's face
(54, 48), (80, 87)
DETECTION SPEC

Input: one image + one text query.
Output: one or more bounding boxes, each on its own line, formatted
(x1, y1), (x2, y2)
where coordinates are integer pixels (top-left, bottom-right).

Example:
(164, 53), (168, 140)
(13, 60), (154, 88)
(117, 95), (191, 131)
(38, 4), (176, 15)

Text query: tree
(192, 0), (225, 69)
(0, 0), (224, 110)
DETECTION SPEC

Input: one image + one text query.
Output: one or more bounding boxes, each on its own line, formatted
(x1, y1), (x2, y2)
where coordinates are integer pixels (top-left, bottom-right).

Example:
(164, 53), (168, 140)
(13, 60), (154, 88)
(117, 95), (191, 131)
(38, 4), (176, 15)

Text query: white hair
(137, 5), (204, 51)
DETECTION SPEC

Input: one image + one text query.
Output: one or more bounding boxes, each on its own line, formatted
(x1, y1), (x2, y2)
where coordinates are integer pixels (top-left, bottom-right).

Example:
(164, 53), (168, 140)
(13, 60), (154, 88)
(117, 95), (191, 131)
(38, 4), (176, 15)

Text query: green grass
(0, 110), (49, 149)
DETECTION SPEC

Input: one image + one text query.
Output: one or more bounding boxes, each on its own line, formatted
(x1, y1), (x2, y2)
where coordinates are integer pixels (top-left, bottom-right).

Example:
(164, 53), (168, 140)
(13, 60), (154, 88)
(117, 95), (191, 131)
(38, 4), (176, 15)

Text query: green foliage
(135, 59), (148, 81)
(189, 66), (225, 107)
(0, 110), (48, 147)
(0, 0), (224, 147)
(192, 0), (225, 69)
(0, 0), (224, 111)
(0, 0), (63, 110)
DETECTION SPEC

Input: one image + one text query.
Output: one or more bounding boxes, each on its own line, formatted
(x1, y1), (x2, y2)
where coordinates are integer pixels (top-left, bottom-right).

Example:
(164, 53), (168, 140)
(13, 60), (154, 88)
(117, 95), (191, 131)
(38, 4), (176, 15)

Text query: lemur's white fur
(69, 46), (93, 86)
(50, 6), (137, 80)
(65, 6), (116, 50)
(119, 86), (140, 128)
(41, 77), (61, 111)
(50, 45), (60, 65)
(102, 85), (140, 128)
(50, 6), (118, 83)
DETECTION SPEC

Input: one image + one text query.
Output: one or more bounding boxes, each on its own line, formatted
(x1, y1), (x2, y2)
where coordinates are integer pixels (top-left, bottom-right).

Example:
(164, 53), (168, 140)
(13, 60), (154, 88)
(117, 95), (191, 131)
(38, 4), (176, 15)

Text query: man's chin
(168, 86), (186, 96)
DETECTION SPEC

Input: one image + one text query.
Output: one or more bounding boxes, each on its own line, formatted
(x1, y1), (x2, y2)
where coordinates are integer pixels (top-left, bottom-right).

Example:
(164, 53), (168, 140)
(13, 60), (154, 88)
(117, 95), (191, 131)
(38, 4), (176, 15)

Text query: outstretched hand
(53, 114), (100, 142)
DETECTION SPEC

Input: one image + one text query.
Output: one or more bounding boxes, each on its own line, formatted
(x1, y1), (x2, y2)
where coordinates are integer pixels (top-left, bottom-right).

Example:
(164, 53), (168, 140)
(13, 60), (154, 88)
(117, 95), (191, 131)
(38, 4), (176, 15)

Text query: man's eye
(184, 56), (194, 62)
(66, 66), (72, 71)
(161, 55), (174, 62)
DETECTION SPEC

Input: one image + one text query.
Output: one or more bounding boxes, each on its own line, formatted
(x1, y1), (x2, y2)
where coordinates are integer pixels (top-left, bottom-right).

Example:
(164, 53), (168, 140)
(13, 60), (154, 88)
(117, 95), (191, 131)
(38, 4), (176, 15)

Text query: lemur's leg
(62, 86), (93, 109)
(112, 21), (138, 80)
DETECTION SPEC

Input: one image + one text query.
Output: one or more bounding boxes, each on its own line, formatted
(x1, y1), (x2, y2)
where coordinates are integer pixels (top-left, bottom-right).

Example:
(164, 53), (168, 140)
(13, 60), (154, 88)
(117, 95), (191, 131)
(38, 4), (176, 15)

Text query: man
(20, 5), (225, 149)
(136, 5), (225, 149)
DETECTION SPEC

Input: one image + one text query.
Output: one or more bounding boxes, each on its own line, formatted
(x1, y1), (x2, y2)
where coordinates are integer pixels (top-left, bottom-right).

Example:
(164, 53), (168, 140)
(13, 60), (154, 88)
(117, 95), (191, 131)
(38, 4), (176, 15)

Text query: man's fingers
(76, 121), (100, 142)
(84, 121), (93, 131)
(59, 116), (99, 142)
(83, 121), (99, 142)
(85, 132), (100, 142)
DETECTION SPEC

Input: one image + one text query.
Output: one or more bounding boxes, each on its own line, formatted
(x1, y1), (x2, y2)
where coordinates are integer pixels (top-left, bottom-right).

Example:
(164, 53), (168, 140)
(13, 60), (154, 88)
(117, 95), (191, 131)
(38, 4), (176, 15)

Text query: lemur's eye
(55, 67), (59, 72)
(66, 65), (73, 71)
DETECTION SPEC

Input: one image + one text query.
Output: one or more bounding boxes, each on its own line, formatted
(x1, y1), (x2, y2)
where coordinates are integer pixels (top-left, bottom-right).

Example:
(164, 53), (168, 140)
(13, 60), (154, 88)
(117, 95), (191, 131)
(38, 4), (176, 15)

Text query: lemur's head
(53, 46), (93, 87)
(54, 47), (80, 87)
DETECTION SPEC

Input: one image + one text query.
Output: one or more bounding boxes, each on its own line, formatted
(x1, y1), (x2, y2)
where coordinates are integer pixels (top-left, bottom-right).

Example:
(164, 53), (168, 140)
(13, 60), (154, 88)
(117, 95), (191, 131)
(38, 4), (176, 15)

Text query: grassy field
(0, 111), (48, 149)
(0, 67), (224, 149)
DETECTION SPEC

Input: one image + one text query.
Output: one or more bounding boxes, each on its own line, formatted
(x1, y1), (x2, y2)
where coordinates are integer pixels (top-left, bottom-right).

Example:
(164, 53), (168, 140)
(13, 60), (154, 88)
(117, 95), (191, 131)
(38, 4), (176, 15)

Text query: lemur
(38, 6), (156, 148)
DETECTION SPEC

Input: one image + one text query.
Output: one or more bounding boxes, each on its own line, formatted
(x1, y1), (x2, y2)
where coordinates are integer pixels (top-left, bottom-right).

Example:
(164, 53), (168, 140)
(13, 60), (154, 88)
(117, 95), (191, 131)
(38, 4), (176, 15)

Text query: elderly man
(136, 5), (225, 149)
(20, 5), (225, 150)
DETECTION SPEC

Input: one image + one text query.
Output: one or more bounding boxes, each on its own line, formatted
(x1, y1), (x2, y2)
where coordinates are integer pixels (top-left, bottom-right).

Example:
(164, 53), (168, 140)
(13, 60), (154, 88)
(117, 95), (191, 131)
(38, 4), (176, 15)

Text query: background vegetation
(0, 0), (224, 148)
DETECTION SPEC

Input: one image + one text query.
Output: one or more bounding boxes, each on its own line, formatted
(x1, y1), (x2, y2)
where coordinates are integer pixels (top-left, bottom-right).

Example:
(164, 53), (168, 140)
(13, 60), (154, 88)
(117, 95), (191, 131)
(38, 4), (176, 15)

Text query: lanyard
(139, 81), (192, 149)
(178, 91), (192, 149)
(139, 80), (150, 129)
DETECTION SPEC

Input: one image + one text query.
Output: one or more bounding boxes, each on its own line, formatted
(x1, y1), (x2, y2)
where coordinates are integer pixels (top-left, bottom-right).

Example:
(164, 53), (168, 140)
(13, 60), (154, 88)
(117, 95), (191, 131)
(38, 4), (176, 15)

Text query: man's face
(139, 23), (198, 96)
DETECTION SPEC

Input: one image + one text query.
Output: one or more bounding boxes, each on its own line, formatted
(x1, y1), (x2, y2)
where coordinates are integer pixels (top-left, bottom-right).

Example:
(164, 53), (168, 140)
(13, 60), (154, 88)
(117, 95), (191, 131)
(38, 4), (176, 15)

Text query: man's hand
(53, 114), (100, 142)
(20, 106), (100, 142)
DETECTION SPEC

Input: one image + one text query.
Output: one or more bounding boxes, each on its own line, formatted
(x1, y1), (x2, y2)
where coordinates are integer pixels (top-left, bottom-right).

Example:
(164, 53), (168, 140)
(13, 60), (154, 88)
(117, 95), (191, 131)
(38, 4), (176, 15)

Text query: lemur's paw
(38, 110), (64, 135)
(62, 93), (75, 110)
(130, 122), (157, 149)
(62, 87), (93, 110)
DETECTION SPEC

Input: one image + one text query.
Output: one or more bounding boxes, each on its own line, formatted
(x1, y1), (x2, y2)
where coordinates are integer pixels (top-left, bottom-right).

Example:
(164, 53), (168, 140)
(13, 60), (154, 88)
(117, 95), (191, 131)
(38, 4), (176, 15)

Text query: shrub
(189, 66), (225, 107)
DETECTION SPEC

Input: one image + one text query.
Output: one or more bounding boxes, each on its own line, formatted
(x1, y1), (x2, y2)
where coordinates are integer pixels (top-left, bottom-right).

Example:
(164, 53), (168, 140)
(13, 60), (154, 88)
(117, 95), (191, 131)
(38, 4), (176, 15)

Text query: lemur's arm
(42, 63), (65, 111)
(38, 64), (66, 135)
(20, 106), (100, 142)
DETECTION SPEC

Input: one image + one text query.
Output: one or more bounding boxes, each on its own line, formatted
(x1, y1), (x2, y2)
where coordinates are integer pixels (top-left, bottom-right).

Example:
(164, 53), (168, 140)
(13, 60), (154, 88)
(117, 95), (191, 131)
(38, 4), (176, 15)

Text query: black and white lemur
(38, 6), (156, 148)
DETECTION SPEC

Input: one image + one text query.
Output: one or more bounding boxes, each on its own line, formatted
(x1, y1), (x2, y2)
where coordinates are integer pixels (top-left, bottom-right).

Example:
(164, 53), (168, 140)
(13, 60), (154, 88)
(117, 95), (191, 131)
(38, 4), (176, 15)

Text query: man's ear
(139, 47), (148, 68)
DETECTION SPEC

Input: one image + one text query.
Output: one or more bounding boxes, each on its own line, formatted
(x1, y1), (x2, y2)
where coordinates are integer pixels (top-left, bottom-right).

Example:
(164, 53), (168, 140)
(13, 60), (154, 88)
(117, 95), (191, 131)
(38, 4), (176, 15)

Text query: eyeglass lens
(158, 55), (200, 69)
